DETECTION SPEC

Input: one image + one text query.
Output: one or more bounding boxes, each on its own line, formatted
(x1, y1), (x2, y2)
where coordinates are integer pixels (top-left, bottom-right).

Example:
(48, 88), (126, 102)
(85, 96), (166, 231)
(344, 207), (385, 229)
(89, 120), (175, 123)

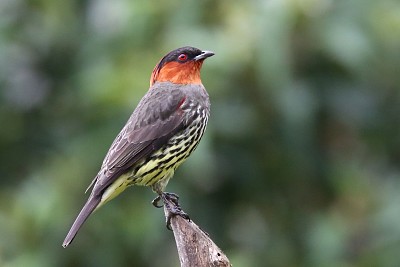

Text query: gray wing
(89, 87), (190, 195)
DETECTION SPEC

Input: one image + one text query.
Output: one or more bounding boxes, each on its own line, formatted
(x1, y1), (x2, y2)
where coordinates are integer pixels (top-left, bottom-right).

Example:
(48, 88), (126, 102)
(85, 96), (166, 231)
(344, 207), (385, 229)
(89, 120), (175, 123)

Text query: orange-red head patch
(150, 46), (214, 86)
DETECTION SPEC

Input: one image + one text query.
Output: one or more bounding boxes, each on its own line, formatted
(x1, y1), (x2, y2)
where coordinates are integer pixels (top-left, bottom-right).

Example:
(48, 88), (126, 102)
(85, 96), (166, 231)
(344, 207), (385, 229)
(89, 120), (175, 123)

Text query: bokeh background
(1, 0), (400, 266)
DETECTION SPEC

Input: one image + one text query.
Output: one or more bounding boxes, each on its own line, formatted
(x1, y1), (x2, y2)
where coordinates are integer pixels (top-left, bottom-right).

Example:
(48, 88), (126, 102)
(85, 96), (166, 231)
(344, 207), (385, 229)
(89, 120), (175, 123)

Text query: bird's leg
(152, 191), (190, 230)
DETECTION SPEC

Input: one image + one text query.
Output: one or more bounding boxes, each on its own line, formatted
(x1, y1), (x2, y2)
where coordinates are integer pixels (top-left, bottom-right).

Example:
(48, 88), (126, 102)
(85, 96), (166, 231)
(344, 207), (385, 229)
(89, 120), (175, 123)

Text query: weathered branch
(163, 205), (231, 267)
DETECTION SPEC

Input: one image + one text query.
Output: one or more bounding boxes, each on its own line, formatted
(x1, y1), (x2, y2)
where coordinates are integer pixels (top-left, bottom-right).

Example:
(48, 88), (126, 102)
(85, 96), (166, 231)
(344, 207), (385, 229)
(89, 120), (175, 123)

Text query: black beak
(195, 50), (215, 61)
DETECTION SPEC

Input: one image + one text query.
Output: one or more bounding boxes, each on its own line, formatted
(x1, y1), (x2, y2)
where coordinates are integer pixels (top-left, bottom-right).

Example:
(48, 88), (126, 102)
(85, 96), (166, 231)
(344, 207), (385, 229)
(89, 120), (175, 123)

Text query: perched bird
(62, 46), (214, 248)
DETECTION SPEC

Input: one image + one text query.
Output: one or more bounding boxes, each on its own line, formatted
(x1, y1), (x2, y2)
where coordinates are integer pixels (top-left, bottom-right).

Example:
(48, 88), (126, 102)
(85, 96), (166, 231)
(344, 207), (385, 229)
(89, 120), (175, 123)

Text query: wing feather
(89, 86), (189, 195)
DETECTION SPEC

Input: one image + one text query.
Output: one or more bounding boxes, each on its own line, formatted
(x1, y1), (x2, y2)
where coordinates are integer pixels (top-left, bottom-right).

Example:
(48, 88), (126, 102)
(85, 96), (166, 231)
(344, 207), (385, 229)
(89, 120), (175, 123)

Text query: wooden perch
(163, 205), (231, 267)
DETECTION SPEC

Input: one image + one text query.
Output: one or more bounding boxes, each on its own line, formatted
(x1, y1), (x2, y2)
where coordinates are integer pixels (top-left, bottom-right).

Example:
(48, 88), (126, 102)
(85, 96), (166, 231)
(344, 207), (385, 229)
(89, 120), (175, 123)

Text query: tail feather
(62, 195), (101, 248)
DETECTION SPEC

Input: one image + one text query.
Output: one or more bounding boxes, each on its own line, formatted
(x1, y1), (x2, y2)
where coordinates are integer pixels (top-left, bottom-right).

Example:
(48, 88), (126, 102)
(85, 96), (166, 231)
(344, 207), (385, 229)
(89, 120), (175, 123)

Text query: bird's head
(150, 46), (214, 86)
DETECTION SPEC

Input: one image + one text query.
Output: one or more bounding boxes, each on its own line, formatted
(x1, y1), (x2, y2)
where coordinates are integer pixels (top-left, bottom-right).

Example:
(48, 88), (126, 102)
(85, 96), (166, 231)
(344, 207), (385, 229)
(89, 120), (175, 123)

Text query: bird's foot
(152, 192), (180, 208)
(152, 192), (190, 230)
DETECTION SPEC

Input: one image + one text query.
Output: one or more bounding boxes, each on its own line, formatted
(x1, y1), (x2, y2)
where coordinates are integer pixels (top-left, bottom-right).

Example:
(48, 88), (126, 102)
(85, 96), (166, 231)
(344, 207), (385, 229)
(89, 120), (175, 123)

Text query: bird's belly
(133, 120), (206, 188)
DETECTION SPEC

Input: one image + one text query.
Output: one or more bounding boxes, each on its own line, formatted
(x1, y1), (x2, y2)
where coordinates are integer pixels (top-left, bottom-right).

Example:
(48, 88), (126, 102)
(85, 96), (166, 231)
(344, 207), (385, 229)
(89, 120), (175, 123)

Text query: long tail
(62, 195), (101, 248)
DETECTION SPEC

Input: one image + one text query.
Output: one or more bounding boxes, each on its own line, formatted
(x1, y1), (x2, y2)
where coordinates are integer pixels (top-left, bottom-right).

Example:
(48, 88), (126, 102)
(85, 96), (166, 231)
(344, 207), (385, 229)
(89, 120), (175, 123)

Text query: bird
(62, 46), (214, 248)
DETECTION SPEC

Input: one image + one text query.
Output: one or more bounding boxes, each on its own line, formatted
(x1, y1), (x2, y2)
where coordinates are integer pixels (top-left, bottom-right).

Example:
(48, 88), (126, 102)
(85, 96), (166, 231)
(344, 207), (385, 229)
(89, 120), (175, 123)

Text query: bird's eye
(178, 54), (188, 61)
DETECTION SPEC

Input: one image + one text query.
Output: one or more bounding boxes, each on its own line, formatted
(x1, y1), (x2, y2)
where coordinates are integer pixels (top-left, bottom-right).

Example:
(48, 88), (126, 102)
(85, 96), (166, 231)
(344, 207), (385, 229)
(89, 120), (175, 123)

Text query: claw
(164, 205), (190, 230)
(155, 192), (190, 230)
(164, 192), (179, 205)
(152, 196), (163, 208)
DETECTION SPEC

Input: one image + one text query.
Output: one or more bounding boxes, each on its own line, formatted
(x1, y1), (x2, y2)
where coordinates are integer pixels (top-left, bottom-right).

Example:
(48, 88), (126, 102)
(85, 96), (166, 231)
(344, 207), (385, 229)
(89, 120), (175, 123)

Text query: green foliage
(1, 0), (400, 266)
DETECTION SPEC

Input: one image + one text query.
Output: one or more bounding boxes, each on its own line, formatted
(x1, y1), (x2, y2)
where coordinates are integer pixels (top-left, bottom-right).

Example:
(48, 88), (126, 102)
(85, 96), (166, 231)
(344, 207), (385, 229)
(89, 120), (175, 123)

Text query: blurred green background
(1, 0), (400, 266)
